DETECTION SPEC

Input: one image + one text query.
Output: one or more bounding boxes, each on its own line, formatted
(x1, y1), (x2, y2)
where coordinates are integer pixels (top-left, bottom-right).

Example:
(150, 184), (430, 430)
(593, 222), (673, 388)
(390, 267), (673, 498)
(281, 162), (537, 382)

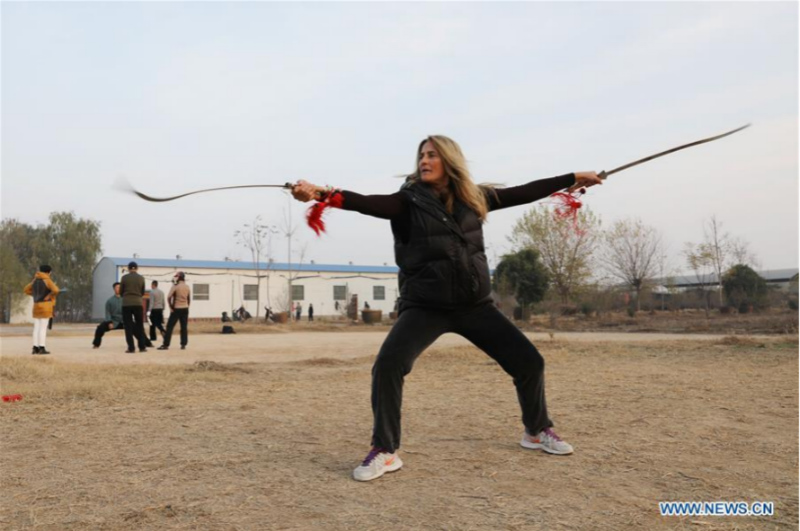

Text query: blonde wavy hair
(407, 135), (497, 222)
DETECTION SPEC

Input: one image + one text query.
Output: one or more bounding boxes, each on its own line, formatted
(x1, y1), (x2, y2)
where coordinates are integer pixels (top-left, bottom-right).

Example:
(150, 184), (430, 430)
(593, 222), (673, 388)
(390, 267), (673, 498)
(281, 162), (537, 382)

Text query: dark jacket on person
(120, 272), (146, 307)
(339, 173), (575, 314)
(105, 295), (124, 327)
(394, 182), (492, 312)
(23, 272), (60, 319)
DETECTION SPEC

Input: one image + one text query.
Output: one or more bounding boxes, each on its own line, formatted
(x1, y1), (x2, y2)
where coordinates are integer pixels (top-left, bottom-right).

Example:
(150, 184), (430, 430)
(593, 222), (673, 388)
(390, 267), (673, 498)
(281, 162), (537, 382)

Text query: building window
(373, 286), (386, 300)
(291, 285), (304, 301)
(194, 284), (210, 301)
(333, 285), (347, 301)
(244, 285), (258, 301)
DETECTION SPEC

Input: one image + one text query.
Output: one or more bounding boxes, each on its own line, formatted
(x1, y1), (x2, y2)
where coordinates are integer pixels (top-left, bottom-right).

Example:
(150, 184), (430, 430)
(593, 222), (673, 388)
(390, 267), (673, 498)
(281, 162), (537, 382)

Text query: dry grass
(191, 309), (799, 336)
(0, 357), (244, 403)
(1, 337), (797, 531)
(527, 308), (799, 335)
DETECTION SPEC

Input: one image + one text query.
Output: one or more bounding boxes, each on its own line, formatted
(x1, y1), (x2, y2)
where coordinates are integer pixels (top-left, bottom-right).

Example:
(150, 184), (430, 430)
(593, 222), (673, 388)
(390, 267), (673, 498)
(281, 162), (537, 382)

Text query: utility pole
(287, 198), (293, 312)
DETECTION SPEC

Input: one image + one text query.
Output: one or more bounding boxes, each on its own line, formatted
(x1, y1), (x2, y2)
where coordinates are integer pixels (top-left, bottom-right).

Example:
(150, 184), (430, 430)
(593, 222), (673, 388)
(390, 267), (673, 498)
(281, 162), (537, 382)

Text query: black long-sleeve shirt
(339, 173), (575, 234)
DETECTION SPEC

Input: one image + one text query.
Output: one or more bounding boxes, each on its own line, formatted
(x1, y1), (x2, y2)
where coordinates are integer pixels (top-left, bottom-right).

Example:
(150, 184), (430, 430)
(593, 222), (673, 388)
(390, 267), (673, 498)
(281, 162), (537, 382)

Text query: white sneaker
(353, 447), (403, 482)
(520, 427), (574, 455)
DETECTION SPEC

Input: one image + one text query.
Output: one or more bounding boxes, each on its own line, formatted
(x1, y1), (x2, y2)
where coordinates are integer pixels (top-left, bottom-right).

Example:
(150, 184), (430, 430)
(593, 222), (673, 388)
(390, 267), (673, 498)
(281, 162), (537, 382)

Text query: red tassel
(549, 188), (586, 232)
(550, 189), (584, 217)
(306, 191), (344, 236)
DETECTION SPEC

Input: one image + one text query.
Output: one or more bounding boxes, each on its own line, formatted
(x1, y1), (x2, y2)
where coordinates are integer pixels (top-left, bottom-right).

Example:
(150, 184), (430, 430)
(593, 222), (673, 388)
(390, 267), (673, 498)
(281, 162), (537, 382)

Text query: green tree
(0, 219), (40, 322)
(37, 212), (103, 321)
(722, 264), (768, 312)
(0, 245), (29, 322)
(494, 249), (550, 316)
(0, 219), (42, 274)
(0, 213), (102, 322)
(510, 205), (601, 304)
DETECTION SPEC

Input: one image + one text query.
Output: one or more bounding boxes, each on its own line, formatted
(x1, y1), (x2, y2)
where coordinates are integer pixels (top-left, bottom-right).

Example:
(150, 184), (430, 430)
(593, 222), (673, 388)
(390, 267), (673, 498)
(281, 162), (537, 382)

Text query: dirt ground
(0, 326), (766, 365)
(0, 329), (797, 531)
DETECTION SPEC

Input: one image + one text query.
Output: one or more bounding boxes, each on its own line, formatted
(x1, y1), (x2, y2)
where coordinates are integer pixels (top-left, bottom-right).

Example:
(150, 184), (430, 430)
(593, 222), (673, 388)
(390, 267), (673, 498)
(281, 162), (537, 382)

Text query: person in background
(295, 302), (302, 321)
(93, 282), (124, 348)
(158, 271), (191, 351)
(120, 261), (149, 353)
(308, 303), (314, 321)
(148, 280), (167, 341)
(23, 265), (60, 355)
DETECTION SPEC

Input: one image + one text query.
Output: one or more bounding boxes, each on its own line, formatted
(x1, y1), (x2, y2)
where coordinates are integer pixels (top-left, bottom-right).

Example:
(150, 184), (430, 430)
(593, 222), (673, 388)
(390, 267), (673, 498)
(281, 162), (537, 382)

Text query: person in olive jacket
(291, 135), (603, 482)
(119, 261), (148, 353)
(23, 265), (60, 355)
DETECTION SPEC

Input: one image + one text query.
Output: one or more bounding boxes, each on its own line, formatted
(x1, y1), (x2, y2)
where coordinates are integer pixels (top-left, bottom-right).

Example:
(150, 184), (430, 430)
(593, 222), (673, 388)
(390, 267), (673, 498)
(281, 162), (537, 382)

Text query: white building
(92, 257), (400, 321)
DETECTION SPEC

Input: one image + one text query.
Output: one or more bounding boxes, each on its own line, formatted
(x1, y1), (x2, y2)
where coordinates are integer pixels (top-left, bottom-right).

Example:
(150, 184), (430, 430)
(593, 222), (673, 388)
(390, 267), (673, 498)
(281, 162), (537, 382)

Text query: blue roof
(104, 257), (399, 274)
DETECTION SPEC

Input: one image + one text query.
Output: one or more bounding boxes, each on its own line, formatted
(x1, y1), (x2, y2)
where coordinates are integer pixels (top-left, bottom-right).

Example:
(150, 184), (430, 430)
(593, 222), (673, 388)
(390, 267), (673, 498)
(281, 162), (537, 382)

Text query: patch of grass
(715, 336), (767, 348)
(187, 360), (254, 373)
(0, 357), (237, 404)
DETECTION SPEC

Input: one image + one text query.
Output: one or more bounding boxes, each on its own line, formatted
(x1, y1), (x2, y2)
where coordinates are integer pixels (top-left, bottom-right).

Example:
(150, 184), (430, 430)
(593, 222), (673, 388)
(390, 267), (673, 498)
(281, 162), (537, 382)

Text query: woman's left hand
(570, 171), (603, 192)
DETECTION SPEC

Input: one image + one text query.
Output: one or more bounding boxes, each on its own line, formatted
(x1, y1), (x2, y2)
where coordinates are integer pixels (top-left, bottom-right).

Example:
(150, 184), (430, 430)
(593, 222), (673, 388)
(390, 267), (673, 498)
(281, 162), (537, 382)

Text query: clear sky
(2, 1), (797, 273)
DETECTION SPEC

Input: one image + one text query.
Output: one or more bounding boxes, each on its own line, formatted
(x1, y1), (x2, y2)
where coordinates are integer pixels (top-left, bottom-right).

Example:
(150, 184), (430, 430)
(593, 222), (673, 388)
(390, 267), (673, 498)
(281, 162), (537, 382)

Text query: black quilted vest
(393, 182), (492, 312)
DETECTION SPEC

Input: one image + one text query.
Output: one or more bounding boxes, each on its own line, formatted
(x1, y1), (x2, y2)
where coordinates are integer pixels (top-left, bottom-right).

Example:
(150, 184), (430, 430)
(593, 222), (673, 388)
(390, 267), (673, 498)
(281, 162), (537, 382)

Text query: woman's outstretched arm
(486, 172), (602, 211)
(291, 180), (408, 220)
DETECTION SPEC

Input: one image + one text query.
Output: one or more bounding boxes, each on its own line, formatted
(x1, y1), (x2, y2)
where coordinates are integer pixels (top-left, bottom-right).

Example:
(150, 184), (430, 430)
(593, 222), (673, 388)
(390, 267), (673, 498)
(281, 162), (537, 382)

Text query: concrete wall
(92, 257), (123, 320)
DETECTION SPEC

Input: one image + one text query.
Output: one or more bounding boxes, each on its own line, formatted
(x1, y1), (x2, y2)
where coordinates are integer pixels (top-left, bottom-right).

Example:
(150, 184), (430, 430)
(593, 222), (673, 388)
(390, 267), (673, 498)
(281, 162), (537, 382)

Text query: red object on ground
(306, 191), (344, 236)
(2, 394), (23, 402)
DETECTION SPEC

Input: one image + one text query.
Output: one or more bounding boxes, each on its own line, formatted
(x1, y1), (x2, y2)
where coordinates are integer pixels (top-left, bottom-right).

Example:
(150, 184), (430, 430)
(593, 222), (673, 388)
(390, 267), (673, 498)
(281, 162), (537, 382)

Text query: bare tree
(655, 246), (676, 311)
(703, 216), (730, 306)
(683, 242), (715, 317)
(510, 205), (601, 304)
(729, 236), (760, 269)
(275, 195), (309, 313)
(695, 216), (759, 306)
(277, 244), (309, 314)
(234, 215), (277, 320)
(600, 218), (663, 312)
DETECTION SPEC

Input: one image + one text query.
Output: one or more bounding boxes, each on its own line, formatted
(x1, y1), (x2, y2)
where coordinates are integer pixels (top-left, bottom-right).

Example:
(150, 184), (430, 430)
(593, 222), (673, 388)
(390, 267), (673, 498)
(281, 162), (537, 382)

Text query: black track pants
(163, 308), (189, 347)
(371, 303), (553, 453)
(149, 309), (166, 340)
(122, 306), (148, 350)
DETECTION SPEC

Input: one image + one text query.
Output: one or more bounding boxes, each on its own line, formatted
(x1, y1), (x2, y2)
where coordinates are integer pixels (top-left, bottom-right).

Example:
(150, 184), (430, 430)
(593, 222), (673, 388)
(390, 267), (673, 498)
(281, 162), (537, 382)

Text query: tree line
(1, 207), (790, 323)
(494, 205), (793, 318)
(1, 213), (102, 322)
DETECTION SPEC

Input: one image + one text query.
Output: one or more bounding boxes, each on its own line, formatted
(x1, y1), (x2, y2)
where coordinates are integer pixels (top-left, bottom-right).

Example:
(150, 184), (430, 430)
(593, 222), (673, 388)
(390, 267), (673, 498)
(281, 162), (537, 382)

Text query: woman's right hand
(291, 180), (323, 202)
